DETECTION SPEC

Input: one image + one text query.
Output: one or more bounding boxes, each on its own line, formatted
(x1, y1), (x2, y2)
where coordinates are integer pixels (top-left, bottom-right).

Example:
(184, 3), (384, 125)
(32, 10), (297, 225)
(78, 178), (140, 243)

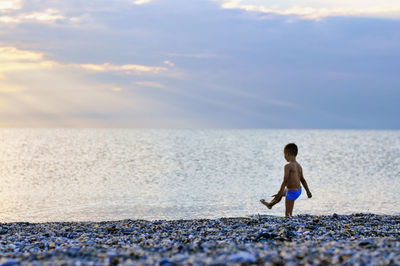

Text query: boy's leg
(260, 199), (271, 209)
(285, 198), (294, 216)
(269, 192), (284, 207)
(260, 189), (286, 209)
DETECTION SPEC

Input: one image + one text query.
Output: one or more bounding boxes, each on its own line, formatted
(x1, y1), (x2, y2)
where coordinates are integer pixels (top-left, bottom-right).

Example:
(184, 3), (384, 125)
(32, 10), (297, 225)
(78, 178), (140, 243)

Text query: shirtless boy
(260, 143), (312, 216)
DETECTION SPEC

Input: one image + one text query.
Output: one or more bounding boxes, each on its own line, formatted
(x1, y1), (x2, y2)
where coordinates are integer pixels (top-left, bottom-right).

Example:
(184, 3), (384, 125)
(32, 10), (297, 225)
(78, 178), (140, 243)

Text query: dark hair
(284, 143), (298, 156)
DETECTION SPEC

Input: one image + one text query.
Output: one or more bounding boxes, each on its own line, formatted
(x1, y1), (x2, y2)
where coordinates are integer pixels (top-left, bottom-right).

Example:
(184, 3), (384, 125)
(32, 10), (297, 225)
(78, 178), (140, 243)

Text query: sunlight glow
(0, 82), (25, 93)
(0, 45), (176, 127)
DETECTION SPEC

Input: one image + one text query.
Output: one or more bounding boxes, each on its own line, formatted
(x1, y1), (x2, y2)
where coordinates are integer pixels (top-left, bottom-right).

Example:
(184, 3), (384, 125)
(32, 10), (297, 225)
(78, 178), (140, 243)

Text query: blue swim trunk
(286, 187), (302, 201)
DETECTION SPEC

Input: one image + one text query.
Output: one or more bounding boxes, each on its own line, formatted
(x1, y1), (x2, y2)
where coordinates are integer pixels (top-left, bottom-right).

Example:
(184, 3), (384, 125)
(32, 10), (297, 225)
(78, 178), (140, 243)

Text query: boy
(260, 143), (312, 216)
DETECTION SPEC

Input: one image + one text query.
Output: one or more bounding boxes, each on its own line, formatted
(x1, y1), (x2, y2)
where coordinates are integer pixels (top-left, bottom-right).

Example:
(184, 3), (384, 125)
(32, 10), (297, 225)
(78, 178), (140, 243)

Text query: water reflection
(0, 129), (398, 222)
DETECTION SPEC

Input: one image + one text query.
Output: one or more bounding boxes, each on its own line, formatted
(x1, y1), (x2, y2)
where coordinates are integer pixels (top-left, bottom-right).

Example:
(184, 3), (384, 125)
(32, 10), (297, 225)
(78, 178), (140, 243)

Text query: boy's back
(285, 161), (302, 190)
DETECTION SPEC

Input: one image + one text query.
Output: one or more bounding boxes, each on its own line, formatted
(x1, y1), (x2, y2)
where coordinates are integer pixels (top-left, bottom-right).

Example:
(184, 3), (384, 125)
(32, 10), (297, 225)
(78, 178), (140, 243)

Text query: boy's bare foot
(260, 199), (272, 209)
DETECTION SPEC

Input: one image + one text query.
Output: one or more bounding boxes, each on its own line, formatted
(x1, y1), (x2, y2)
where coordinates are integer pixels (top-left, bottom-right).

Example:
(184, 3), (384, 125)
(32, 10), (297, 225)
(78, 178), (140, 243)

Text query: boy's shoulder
(285, 161), (303, 169)
(284, 162), (294, 170)
(295, 161), (303, 172)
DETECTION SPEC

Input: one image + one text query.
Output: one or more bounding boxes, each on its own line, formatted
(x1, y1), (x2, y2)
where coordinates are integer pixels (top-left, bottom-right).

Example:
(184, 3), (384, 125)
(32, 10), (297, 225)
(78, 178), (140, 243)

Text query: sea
(0, 129), (398, 222)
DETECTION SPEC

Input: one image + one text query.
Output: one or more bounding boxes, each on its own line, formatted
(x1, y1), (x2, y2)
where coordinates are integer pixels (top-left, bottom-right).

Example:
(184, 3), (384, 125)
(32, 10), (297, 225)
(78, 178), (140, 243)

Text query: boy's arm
(276, 164), (290, 197)
(300, 167), (312, 198)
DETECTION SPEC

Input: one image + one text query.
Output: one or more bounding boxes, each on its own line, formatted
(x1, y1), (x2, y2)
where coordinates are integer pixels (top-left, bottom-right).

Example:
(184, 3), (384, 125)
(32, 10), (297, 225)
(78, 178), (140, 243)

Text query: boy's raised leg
(269, 194), (283, 207)
(260, 189), (286, 209)
(260, 199), (272, 209)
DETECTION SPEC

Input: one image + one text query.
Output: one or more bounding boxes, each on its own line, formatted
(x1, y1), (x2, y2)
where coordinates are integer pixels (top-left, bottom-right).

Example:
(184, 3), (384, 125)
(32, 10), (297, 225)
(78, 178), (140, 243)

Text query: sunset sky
(0, 0), (399, 128)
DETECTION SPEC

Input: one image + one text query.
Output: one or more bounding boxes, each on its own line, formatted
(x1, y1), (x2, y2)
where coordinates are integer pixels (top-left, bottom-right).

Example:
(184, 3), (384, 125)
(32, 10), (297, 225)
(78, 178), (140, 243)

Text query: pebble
(228, 251), (256, 263)
(0, 260), (18, 266)
(0, 213), (398, 265)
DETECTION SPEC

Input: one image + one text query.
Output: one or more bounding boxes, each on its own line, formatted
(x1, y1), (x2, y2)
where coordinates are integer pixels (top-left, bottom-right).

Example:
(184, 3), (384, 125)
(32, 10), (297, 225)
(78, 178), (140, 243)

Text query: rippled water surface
(0, 129), (399, 222)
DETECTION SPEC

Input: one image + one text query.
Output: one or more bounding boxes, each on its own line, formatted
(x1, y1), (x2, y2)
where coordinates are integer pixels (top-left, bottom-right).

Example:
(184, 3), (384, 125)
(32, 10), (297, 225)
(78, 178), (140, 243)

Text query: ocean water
(0, 129), (399, 222)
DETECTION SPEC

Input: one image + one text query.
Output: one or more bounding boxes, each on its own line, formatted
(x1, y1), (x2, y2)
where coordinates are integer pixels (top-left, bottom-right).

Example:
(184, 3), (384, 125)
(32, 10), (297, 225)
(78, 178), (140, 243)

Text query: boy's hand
(307, 191), (312, 198)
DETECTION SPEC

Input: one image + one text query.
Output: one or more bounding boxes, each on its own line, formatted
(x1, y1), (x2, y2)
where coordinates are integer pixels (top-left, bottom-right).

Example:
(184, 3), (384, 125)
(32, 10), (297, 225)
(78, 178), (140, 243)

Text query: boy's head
(284, 143), (298, 157)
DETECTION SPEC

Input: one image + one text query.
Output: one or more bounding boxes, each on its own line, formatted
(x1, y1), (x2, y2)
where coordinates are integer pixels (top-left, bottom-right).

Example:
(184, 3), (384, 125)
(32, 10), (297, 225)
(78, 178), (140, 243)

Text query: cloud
(133, 0), (153, 5)
(78, 63), (168, 75)
(134, 81), (165, 88)
(0, 46), (170, 78)
(0, 8), (75, 24)
(219, 0), (400, 20)
(0, 46), (43, 61)
(0, 0), (22, 11)
(0, 46), (57, 75)
(111, 87), (123, 92)
(0, 61), (57, 74)
(163, 60), (174, 67)
(165, 52), (222, 59)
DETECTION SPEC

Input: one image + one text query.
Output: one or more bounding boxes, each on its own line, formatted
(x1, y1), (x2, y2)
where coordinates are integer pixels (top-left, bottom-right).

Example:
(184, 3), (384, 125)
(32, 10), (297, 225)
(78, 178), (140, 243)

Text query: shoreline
(0, 213), (399, 265)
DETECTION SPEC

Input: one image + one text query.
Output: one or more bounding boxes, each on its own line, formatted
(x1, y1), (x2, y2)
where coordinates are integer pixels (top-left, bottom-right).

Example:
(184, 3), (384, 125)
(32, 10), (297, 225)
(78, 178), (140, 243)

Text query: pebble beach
(0, 213), (399, 265)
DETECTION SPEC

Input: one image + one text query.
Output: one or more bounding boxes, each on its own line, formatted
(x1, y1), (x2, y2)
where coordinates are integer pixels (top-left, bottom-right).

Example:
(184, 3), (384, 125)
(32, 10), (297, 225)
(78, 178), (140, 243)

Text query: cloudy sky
(0, 0), (399, 128)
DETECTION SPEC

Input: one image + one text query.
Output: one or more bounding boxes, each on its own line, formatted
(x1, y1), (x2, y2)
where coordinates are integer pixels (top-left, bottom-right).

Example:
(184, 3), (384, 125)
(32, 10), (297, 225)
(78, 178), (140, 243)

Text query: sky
(0, 0), (399, 128)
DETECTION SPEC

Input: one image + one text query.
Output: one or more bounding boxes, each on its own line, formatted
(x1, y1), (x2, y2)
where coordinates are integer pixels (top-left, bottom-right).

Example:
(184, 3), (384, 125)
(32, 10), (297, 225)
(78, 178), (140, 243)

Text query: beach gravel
(0, 213), (399, 265)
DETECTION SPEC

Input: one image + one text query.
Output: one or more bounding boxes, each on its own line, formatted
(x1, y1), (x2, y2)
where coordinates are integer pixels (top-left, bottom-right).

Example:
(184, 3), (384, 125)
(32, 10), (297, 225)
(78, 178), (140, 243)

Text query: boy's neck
(287, 156), (296, 162)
